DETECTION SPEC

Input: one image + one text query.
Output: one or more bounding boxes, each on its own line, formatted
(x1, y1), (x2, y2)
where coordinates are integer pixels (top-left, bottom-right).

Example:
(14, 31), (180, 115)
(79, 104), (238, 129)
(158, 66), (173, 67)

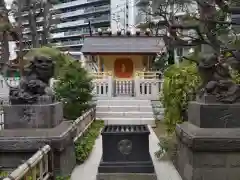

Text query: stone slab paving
(71, 126), (182, 180)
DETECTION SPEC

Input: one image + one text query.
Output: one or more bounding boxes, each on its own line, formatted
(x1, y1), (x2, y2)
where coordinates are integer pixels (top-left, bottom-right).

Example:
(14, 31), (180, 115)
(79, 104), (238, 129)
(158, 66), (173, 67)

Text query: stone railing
(91, 71), (112, 79)
(1, 107), (96, 179)
(91, 75), (164, 100)
(92, 76), (113, 98)
(135, 71), (163, 79)
(135, 78), (164, 100)
(3, 145), (52, 180)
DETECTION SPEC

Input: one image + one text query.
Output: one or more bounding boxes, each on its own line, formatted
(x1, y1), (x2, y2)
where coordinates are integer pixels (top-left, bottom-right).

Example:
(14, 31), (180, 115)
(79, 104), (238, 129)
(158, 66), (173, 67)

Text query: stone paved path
(71, 126), (182, 180)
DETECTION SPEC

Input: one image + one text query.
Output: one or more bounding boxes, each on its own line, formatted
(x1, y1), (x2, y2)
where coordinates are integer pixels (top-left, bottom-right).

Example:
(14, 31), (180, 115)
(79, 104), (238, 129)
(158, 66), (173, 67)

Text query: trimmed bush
(75, 120), (104, 164)
(161, 62), (200, 133)
(54, 60), (94, 120)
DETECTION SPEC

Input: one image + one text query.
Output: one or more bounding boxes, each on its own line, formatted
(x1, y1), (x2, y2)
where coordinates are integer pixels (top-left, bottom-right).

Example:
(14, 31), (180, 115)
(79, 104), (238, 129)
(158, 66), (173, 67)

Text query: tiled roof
(81, 36), (165, 54)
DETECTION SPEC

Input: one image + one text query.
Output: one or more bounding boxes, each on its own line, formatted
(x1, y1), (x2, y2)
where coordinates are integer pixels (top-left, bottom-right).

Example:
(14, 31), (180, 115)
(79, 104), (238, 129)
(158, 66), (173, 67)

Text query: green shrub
(54, 60), (94, 120)
(0, 171), (8, 178)
(75, 120), (104, 164)
(56, 175), (71, 180)
(155, 134), (177, 164)
(161, 62), (200, 133)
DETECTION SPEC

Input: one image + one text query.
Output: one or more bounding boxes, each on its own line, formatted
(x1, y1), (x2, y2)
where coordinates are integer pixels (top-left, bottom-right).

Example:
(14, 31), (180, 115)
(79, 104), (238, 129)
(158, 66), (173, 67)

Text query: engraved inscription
(118, 139), (132, 155)
(219, 108), (233, 127)
(19, 107), (36, 124)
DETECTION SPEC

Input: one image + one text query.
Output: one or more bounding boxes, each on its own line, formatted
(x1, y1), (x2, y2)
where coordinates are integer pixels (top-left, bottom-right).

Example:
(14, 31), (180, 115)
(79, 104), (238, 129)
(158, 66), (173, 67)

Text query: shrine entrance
(114, 58), (134, 96)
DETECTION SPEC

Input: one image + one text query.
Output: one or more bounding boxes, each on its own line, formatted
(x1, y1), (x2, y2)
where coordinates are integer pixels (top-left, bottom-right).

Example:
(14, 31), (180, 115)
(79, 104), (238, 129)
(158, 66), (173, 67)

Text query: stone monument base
(98, 157), (155, 173)
(3, 102), (63, 129)
(0, 121), (76, 176)
(188, 101), (240, 128)
(97, 173), (157, 180)
(176, 122), (240, 180)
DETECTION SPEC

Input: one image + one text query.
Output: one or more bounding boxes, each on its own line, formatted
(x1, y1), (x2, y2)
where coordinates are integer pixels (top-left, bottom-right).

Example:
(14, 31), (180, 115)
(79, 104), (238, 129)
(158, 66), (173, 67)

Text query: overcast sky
(5, 0), (13, 8)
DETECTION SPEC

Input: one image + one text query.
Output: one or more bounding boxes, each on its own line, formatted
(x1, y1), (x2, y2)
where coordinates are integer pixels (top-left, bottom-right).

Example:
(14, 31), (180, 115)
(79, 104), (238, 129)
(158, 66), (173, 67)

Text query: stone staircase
(96, 97), (155, 126)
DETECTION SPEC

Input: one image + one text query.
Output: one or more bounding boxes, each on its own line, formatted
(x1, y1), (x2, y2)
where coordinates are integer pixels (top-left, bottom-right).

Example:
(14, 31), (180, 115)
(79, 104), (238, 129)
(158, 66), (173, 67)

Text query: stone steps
(96, 98), (155, 127)
(99, 117), (156, 127)
(96, 111), (154, 118)
(97, 99), (151, 106)
(96, 105), (153, 112)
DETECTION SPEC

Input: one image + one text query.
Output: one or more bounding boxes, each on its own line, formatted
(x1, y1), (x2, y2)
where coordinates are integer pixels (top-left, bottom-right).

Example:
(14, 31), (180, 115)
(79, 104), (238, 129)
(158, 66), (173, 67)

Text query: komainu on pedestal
(4, 55), (63, 129)
(176, 51), (240, 180)
(0, 54), (76, 176)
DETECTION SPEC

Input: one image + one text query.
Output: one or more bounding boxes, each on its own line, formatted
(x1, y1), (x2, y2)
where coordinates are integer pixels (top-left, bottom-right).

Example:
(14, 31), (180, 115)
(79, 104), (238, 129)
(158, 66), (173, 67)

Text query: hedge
(75, 120), (104, 164)
(161, 62), (200, 133)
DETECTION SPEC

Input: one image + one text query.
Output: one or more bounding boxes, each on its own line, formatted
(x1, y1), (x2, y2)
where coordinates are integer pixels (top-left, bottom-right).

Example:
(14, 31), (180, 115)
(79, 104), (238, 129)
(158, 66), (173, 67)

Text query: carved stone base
(0, 121), (77, 176)
(176, 122), (240, 180)
(3, 102), (63, 129)
(197, 94), (240, 104)
(188, 101), (240, 128)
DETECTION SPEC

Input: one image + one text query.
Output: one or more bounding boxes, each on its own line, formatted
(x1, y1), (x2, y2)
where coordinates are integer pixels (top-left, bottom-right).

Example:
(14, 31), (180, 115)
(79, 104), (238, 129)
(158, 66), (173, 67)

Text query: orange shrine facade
(81, 32), (165, 100)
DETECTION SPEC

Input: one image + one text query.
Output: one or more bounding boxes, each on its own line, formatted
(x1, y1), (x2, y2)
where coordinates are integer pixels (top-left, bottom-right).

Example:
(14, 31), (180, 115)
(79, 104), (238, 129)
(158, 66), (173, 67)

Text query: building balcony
(22, 17), (44, 25)
(53, 0), (108, 10)
(22, 26), (43, 34)
(15, 40), (84, 51)
(56, 15), (110, 29)
(50, 29), (96, 39)
(59, 5), (110, 18)
(53, 40), (84, 47)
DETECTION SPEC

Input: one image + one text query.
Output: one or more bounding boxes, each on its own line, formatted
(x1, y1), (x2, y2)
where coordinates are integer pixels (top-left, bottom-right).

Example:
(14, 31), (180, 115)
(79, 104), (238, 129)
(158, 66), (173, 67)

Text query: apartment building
(15, 0), (111, 58)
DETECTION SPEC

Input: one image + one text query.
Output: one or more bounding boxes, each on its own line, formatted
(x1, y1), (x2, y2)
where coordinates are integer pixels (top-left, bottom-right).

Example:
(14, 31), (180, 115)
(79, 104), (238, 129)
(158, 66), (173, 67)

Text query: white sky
(5, 0), (13, 8)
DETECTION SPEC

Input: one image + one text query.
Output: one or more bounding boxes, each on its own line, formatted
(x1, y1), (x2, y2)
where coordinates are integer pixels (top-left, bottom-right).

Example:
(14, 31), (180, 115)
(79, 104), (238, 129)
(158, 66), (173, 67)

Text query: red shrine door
(114, 58), (134, 96)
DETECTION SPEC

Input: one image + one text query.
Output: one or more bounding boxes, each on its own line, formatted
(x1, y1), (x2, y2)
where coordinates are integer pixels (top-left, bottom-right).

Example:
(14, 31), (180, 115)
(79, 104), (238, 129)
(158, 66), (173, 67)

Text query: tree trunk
(2, 31), (9, 64)
(16, 0), (24, 76)
(28, 0), (39, 48)
(42, 1), (50, 46)
(198, 0), (220, 54)
(0, 0), (9, 67)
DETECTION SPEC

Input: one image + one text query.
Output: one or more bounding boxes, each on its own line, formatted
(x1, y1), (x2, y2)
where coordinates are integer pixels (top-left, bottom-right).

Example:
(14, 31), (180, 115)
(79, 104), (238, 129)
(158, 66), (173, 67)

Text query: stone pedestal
(97, 125), (157, 180)
(176, 122), (240, 180)
(0, 106), (96, 176)
(188, 101), (240, 128)
(3, 102), (63, 129)
(176, 101), (240, 180)
(0, 121), (77, 176)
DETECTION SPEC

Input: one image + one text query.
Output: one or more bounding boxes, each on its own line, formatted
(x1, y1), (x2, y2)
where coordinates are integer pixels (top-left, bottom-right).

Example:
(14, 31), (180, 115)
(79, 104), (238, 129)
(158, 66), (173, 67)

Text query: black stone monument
(97, 124), (157, 180)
